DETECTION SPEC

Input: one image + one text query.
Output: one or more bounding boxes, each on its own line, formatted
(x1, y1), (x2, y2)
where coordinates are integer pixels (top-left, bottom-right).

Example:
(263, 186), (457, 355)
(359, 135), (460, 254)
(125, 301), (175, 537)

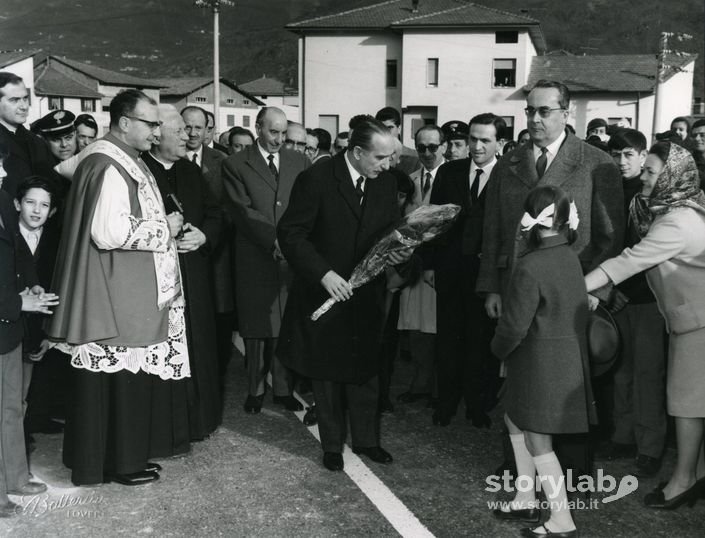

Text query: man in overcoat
(223, 107), (308, 414)
(277, 118), (411, 471)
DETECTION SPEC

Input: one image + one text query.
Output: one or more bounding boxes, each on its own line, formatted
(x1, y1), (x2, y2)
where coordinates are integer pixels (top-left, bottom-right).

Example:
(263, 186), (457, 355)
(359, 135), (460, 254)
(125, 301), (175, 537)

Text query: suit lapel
(539, 134), (581, 188)
(335, 154), (362, 221)
(245, 145), (278, 192)
(509, 145), (539, 189)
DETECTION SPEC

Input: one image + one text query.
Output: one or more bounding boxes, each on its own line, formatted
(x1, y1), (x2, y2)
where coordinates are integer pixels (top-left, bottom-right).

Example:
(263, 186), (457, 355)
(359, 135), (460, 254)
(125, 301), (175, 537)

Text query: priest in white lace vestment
(47, 90), (189, 486)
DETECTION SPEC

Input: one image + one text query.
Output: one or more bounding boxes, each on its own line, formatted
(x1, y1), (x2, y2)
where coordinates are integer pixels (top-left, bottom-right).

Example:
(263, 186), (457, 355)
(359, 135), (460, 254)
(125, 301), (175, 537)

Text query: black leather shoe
(303, 405), (317, 426)
(243, 394), (264, 414)
(104, 470), (159, 486)
(432, 409), (452, 426)
(492, 506), (540, 523)
(0, 501), (19, 518)
(323, 452), (344, 471)
(352, 446), (393, 464)
(397, 391), (430, 403)
(467, 409), (491, 428)
(521, 524), (576, 537)
(644, 481), (703, 509)
(273, 395), (304, 411)
(145, 462), (162, 473)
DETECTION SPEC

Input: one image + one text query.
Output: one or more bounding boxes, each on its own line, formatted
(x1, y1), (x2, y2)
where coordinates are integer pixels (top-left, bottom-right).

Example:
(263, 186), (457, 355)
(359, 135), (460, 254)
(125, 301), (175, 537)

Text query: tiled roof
(155, 76), (265, 105)
(48, 56), (163, 88)
(287, 0), (545, 52)
(0, 49), (37, 69)
(239, 76), (296, 97)
(34, 63), (103, 98)
(526, 53), (697, 93)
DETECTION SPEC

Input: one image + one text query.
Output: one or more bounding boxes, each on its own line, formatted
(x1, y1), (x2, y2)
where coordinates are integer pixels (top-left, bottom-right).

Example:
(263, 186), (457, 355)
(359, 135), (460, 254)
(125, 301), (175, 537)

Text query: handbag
(587, 304), (621, 377)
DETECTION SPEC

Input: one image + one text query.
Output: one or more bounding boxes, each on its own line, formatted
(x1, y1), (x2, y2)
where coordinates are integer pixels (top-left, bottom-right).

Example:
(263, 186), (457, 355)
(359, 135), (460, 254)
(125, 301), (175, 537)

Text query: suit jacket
(200, 144), (233, 313)
(0, 124), (58, 199)
(477, 131), (624, 295)
(223, 143), (309, 337)
(600, 207), (705, 335)
(276, 152), (399, 383)
(0, 191), (37, 354)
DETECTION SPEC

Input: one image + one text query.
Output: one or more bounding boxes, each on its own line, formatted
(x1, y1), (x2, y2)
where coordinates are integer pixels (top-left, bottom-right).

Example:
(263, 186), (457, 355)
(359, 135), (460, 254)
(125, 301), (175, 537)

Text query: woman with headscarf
(585, 141), (705, 509)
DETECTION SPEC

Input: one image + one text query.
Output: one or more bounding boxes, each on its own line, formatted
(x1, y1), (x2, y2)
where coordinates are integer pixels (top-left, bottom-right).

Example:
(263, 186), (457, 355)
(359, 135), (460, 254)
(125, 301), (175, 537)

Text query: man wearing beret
(32, 110), (77, 164)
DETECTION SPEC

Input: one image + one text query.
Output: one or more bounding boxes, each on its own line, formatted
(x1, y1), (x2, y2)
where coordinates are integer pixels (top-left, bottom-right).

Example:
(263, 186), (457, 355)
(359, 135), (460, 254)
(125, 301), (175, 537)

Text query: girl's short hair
(523, 185), (576, 249)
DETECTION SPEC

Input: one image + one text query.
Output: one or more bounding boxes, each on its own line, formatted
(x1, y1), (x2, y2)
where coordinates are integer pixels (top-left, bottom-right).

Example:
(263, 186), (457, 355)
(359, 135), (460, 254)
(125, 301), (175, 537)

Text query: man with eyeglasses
(223, 106), (309, 416)
(477, 80), (624, 505)
(395, 125), (446, 409)
(284, 121), (307, 154)
(48, 89), (188, 487)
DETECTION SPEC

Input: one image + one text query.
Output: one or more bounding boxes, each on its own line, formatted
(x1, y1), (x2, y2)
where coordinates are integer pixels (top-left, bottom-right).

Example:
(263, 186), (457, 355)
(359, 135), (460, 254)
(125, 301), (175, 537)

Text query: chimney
(412, 0), (419, 13)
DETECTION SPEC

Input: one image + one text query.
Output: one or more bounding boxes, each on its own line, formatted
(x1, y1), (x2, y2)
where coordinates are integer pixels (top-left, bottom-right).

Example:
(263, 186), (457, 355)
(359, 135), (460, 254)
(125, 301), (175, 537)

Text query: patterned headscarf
(629, 143), (705, 237)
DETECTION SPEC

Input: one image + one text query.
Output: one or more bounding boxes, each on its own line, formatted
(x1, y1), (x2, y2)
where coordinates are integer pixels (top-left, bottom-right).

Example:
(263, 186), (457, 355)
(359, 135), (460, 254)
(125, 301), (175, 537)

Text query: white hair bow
(520, 201), (580, 232)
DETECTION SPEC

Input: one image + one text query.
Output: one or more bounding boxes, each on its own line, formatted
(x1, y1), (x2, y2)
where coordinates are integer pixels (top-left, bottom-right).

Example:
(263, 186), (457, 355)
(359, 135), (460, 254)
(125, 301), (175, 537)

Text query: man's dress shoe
(0, 501), (19, 518)
(7, 481), (47, 495)
(104, 470), (159, 486)
(145, 462), (162, 473)
(352, 446), (393, 464)
(323, 452), (344, 471)
(303, 405), (317, 426)
(273, 395), (304, 411)
(243, 394), (264, 414)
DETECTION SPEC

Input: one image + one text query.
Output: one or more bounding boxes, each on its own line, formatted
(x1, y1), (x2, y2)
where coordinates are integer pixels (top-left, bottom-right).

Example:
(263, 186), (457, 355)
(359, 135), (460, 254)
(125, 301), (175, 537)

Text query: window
(493, 59), (516, 88)
(386, 60), (398, 88)
(48, 96), (63, 110)
(227, 114), (235, 127)
(195, 96), (207, 103)
(318, 115), (338, 137)
(243, 99), (250, 105)
(495, 31), (519, 43)
(242, 115), (250, 127)
(226, 98), (234, 105)
(81, 98), (95, 112)
(426, 58), (439, 87)
(500, 116), (515, 141)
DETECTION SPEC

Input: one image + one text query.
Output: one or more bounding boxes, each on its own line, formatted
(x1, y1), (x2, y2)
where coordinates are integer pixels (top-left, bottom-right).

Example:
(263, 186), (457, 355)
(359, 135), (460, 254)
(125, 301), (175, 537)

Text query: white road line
(292, 392), (435, 538)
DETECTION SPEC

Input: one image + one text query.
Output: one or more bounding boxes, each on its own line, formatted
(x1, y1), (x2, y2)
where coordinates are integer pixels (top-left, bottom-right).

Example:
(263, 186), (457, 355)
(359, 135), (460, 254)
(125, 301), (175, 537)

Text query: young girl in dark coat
(490, 186), (593, 538)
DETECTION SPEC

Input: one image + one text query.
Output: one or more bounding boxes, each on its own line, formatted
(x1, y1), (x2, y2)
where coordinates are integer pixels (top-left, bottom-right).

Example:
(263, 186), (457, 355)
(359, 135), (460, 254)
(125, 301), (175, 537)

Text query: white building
(239, 75), (300, 124)
(0, 49), (41, 125)
(33, 56), (163, 135)
(288, 0), (695, 145)
(156, 77), (263, 137)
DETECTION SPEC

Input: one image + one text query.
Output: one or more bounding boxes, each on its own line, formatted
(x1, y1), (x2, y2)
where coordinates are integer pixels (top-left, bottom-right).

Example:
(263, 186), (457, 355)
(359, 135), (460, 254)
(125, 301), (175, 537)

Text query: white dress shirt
(344, 151), (365, 192)
(19, 221), (43, 254)
(257, 141), (280, 172)
(469, 156), (497, 195)
(532, 129), (566, 173)
(185, 145), (204, 167)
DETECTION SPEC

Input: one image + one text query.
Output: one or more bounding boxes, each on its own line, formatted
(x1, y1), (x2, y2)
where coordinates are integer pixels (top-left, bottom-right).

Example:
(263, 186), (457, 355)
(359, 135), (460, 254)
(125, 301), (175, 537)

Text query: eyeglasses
(305, 146), (318, 153)
(524, 107), (566, 118)
(285, 139), (307, 148)
(125, 116), (161, 130)
(416, 144), (440, 154)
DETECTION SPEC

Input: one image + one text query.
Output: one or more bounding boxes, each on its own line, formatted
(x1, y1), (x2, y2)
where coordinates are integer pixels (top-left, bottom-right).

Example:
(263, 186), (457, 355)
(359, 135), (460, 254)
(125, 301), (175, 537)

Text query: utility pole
(652, 31), (693, 140)
(194, 0), (234, 136)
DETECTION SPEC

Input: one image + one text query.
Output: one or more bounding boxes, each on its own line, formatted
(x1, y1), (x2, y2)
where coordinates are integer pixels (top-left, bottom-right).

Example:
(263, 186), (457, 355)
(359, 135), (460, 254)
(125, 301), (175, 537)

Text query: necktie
(422, 172), (432, 197)
(470, 168), (482, 204)
(267, 154), (278, 181)
(355, 176), (365, 203)
(27, 232), (39, 254)
(191, 153), (198, 166)
(536, 147), (548, 178)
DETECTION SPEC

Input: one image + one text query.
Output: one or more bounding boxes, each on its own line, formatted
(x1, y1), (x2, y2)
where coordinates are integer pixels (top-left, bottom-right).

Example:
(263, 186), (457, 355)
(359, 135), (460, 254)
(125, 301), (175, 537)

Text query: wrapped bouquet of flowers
(311, 203), (461, 320)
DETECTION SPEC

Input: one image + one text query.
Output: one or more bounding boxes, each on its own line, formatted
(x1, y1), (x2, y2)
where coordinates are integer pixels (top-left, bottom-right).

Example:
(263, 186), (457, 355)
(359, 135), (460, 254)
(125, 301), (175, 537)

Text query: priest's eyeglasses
(125, 116), (162, 130)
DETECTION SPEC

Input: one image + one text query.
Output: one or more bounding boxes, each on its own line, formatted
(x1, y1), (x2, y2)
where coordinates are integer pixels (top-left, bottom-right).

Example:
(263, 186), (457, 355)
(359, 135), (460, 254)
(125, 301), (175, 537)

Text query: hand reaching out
(320, 270), (353, 302)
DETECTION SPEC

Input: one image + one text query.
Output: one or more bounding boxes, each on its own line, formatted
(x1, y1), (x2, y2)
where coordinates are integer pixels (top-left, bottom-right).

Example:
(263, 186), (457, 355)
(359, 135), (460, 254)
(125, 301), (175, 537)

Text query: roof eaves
(286, 0), (397, 29)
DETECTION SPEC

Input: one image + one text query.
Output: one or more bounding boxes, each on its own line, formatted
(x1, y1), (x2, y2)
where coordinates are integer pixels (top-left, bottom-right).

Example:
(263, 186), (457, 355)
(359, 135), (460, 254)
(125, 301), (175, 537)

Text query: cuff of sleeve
(599, 259), (629, 286)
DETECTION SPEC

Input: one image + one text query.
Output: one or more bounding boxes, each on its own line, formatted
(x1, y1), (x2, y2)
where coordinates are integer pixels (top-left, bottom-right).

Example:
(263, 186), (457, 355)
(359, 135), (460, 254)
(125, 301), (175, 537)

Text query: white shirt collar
(469, 157), (497, 194)
(422, 159), (445, 180)
(344, 151), (365, 190)
(257, 140), (279, 168)
(0, 118), (18, 133)
(148, 151), (175, 170)
(533, 130), (566, 161)
(186, 144), (204, 166)
(19, 221), (43, 254)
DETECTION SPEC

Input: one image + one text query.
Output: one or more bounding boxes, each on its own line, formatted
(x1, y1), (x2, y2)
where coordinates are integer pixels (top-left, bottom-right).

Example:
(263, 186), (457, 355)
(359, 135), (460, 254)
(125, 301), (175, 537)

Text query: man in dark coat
(144, 105), (223, 445)
(428, 113), (504, 428)
(0, 72), (61, 198)
(223, 107), (308, 415)
(277, 118), (412, 471)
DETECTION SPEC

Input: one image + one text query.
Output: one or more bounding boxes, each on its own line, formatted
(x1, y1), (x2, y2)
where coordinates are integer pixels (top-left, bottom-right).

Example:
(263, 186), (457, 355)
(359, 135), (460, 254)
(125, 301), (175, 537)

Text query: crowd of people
(1, 67), (705, 536)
